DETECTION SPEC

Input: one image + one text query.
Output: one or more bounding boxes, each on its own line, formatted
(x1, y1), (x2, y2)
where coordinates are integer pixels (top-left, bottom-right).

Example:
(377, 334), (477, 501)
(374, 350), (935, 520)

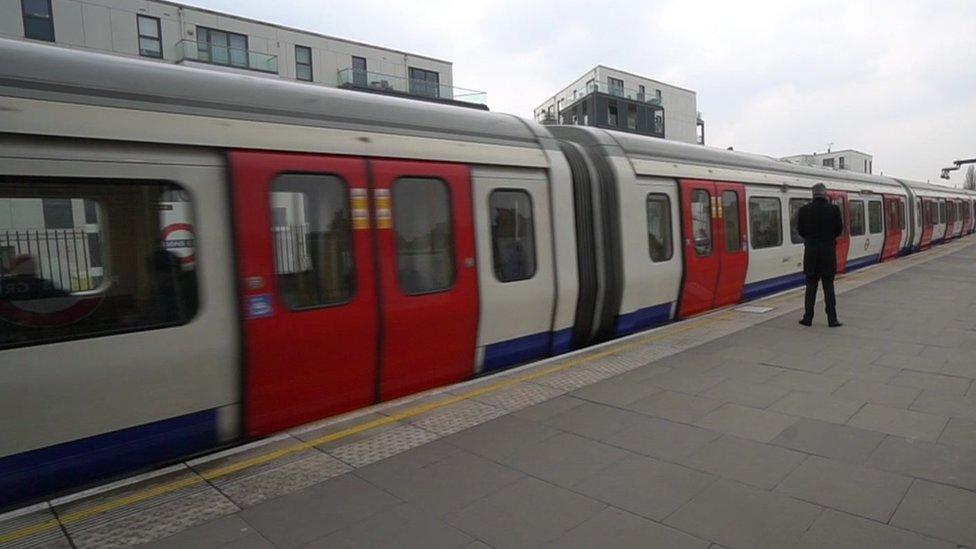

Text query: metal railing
(176, 39), (278, 74)
(0, 229), (102, 293)
(570, 81), (663, 105)
(336, 68), (487, 106)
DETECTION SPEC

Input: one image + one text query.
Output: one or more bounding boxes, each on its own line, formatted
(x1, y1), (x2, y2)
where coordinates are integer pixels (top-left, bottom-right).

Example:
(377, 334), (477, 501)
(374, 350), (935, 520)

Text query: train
(1, 37), (974, 509)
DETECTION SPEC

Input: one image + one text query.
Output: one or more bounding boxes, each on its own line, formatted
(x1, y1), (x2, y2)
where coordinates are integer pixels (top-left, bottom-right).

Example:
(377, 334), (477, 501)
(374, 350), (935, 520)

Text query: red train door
(678, 180), (747, 317)
(231, 151), (379, 437)
(713, 183), (748, 307)
(881, 195), (901, 261)
(371, 160), (479, 401)
(827, 191), (850, 273)
(920, 198), (933, 250)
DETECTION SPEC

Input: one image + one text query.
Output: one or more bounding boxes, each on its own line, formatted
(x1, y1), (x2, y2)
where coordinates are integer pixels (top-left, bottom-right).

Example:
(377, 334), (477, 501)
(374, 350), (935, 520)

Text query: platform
(4, 239), (976, 549)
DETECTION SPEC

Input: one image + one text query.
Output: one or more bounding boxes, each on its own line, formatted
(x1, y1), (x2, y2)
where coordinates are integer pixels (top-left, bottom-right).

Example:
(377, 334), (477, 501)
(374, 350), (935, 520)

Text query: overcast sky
(194, 0), (975, 185)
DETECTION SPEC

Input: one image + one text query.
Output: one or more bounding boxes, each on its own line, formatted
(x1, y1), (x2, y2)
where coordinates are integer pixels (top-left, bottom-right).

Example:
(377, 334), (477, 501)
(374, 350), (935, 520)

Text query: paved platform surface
(4, 239), (976, 549)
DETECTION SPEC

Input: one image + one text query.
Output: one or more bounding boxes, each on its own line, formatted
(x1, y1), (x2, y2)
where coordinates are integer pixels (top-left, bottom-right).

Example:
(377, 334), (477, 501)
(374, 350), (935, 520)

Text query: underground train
(0, 38), (974, 509)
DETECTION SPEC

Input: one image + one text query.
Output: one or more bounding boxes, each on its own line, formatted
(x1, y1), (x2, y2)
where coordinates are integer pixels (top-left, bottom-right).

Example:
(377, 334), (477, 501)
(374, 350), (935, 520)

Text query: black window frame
(408, 67), (440, 98)
(646, 193), (673, 262)
(690, 189), (713, 257)
(196, 26), (249, 68)
(137, 14), (162, 59)
(489, 189), (537, 283)
(608, 76), (624, 97)
(295, 45), (313, 81)
(748, 196), (783, 249)
(21, 0), (54, 42)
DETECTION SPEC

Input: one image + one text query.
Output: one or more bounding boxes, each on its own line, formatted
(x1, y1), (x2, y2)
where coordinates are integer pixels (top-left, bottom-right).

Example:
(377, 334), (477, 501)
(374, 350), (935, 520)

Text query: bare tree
(966, 165), (976, 190)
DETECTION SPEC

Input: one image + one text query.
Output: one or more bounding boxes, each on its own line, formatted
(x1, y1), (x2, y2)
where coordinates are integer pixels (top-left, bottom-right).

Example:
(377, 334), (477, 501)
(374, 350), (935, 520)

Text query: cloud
(191, 0), (974, 184)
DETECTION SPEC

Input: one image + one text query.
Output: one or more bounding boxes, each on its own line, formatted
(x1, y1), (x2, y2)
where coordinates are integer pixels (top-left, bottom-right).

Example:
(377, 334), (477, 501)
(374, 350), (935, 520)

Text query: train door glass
(230, 151), (379, 436)
(371, 160), (478, 401)
(827, 191), (849, 273)
(691, 190), (712, 257)
(713, 184), (748, 308)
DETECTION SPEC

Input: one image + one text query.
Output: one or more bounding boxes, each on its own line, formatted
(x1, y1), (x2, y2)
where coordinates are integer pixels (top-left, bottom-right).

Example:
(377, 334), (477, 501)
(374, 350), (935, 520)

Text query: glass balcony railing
(337, 68), (487, 106)
(176, 39), (278, 74)
(570, 81), (662, 105)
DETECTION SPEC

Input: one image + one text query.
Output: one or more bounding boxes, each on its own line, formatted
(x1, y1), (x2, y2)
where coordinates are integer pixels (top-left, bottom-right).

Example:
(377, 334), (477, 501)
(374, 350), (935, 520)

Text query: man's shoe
(798, 318), (812, 327)
(828, 320), (843, 328)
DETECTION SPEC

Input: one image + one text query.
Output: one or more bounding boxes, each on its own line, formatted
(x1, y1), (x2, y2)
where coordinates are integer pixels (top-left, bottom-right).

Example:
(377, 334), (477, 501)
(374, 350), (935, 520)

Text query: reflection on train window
(646, 193), (673, 262)
(723, 191), (740, 252)
(393, 178), (454, 294)
(868, 201), (882, 234)
(789, 198), (811, 244)
(490, 190), (536, 282)
(0, 178), (198, 349)
(690, 190), (712, 257)
(748, 196), (782, 249)
(850, 200), (865, 236)
(831, 197), (847, 236)
(270, 174), (353, 309)
(939, 201), (946, 224)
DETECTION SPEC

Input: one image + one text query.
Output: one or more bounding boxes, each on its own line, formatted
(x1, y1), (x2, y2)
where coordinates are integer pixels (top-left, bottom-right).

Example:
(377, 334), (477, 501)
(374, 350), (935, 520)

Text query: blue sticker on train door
(246, 294), (274, 319)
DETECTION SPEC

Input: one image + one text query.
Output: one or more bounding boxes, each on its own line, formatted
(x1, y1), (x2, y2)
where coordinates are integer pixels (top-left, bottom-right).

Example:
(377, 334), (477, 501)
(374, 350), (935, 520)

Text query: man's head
(812, 183), (828, 199)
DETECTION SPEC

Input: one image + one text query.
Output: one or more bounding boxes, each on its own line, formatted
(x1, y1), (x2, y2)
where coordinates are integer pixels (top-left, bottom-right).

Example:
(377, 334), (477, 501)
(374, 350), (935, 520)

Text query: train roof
(895, 178), (974, 198)
(550, 125), (908, 192)
(0, 38), (547, 168)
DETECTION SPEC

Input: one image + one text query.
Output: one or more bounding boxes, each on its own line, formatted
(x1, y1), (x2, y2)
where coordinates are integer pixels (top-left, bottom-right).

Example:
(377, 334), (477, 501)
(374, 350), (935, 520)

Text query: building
(534, 66), (703, 144)
(782, 149), (873, 174)
(1, 0), (486, 108)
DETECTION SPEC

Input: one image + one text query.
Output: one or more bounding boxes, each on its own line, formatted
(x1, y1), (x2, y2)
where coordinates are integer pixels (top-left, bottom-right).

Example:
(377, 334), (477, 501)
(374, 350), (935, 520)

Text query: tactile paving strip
(471, 382), (565, 411)
(406, 399), (507, 436)
(207, 452), (352, 508)
(0, 505), (69, 549)
(327, 423), (439, 467)
(531, 365), (612, 391)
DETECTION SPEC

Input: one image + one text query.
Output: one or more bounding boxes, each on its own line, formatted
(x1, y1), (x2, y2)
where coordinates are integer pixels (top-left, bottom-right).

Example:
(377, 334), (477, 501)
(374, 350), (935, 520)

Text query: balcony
(570, 81), (662, 105)
(337, 68), (487, 108)
(176, 39), (278, 74)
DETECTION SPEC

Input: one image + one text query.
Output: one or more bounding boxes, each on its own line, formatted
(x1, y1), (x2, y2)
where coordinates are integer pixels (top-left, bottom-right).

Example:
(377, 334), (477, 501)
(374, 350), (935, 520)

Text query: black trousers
(803, 274), (837, 321)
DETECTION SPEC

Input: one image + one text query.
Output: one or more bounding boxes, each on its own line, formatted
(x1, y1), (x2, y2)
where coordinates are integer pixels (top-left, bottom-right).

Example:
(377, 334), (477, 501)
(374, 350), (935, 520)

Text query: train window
(722, 191), (741, 252)
(850, 200), (865, 236)
(868, 201), (882, 234)
(748, 196), (782, 249)
(690, 190), (712, 256)
(789, 198), (811, 244)
(0, 177), (198, 350)
(939, 201), (946, 224)
(393, 178), (455, 294)
(899, 200), (906, 229)
(831, 197), (847, 236)
(270, 174), (354, 309)
(490, 190), (536, 282)
(646, 194), (673, 261)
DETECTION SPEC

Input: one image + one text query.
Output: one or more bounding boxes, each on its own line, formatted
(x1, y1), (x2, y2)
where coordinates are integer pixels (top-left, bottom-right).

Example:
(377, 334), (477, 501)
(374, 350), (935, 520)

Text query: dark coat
(797, 197), (844, 276)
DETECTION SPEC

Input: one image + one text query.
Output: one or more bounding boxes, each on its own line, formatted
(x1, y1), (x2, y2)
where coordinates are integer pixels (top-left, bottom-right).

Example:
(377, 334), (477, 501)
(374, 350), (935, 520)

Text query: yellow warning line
(4, 239), (971, 544)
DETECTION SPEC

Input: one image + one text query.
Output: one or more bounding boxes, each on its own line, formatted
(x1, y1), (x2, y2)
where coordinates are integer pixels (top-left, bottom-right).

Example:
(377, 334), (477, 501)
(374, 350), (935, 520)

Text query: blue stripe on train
(742, 272), (807, 302)
(613, 302), (673, 337)
(0, 408), (218, 510)
(482, 331), (552, 373)
(845, 254), (880, 272)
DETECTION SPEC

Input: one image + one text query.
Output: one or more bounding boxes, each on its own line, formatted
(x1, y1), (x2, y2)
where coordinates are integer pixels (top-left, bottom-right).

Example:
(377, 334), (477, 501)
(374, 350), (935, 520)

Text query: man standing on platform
(797, 183), (844, 327)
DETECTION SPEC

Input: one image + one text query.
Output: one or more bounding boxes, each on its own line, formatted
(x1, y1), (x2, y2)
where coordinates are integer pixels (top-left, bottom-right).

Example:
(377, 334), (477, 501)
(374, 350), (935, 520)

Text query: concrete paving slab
(604, 417), (720, 461)
(141, 515), (268, 549)
(822, 362), (901, 384)
(312, 503), (473, 549)
(889, 370), (973, 397)
(769, 391), (865, 424)
(495, 431), (628, 489)
(771, 418), (887, 463)
(794, 509), (953, 549)
(443, 476), (605, 548)
(569, 376), (662, 407)
(891, 480), (976, 547)
(774, 455), (912, 522)
(832, 379), (921, 408)
(664, 479), (822, 549)
(694, 403), (798, 443)
(237, 473), (401, 548)
(910, 391), (976, 420)
(510, 394), (585, 422)
(624, 390), (725, 423)
(866, 436), (976, 491)
(682, 435), (806, 489)
(440, 413), (561, 461)
(571, 453), (715, 520)
(642, 369), (727, 394)
(848, 404), (948, 442)
(706, 360), (783, 384)
(538, 400), (647, 442)
(938, 417), (976, 450)
(765, 370), (847, 394)
(701, 379), (790, 409)
(544, 506), (710, 549)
